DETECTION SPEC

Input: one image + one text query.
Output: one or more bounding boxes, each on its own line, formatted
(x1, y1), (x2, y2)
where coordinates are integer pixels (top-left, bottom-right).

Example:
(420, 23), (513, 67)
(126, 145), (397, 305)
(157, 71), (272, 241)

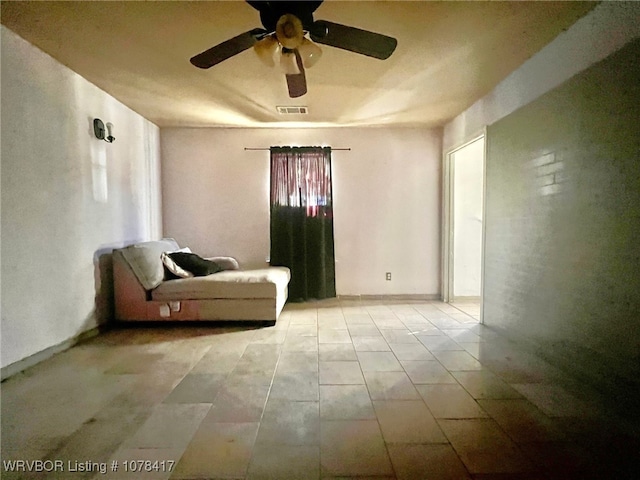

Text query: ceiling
(1, 1), (596, 128)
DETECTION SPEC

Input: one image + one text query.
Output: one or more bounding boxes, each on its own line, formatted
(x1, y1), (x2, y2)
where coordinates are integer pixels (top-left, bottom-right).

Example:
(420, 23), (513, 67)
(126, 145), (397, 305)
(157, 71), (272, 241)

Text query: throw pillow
(168, 252), (223, 277)
(161, 250), (194, 279)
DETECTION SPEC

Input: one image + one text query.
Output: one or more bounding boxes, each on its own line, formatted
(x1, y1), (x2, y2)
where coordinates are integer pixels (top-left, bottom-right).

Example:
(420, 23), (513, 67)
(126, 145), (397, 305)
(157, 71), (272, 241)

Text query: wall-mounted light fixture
(93, 118), (115, 143)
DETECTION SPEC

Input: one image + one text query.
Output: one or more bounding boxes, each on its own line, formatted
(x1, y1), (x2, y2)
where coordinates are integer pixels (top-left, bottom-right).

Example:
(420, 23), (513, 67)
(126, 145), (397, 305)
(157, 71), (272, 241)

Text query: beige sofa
(113, 239), (290, 323)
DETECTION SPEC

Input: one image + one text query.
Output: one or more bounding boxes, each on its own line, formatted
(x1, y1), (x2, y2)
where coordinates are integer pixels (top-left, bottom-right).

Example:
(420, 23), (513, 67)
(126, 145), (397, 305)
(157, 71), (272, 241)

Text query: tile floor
(1, 299), (637, 479)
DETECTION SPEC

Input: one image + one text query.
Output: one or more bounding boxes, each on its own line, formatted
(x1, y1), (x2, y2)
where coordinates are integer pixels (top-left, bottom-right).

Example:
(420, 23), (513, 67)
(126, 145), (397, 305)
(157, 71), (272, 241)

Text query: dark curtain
(270, 146), (336, 301)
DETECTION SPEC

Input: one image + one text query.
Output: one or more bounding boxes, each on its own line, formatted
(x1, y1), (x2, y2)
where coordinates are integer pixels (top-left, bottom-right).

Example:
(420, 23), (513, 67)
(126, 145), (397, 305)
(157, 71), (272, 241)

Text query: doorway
(443, 134), (485, 321)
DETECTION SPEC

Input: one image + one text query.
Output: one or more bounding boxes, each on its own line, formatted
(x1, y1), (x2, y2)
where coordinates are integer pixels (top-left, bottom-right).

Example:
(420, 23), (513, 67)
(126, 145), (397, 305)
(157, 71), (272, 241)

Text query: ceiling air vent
(277, 106), (308, 115)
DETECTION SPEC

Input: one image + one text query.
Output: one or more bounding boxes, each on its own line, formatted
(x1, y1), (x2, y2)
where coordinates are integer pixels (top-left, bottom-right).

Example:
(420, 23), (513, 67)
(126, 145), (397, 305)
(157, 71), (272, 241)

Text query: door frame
(441, 130), (487, 321)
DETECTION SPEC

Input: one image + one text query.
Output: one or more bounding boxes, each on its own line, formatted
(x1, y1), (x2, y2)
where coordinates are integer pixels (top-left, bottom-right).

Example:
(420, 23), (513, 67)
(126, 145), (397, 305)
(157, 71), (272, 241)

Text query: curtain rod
(244, 147), (351, 151)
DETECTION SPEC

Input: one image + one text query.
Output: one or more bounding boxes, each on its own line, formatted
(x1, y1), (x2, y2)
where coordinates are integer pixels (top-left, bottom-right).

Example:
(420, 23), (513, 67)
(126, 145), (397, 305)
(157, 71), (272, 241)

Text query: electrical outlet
(386, 272), (392, 281)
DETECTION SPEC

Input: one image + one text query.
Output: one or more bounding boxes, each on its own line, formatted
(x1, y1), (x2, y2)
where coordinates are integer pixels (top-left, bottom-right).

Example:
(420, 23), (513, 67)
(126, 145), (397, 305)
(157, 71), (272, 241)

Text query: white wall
(443, 1), (640, 151)
(161, 127), (441, 296)
(452, 137), (484, 297)
(0, 27), (162, 370)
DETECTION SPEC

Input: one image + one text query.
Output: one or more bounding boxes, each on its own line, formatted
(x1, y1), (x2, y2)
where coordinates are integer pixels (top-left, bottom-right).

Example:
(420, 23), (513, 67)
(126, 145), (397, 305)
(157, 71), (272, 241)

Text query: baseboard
(450, 296), (481, 302)
(1, 325), (105, 381)
(338, 294), (440, 301)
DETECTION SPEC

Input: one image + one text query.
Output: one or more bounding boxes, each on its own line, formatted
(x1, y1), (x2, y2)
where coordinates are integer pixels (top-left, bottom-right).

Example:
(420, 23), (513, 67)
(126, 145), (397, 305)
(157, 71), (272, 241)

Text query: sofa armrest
(205, 256), (240, 271)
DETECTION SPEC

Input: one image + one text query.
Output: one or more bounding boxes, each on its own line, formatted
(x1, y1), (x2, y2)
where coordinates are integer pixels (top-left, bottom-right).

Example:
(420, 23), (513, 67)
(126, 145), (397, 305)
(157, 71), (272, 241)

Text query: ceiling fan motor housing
(276, 14), (303, 49)
(254, 1), (320, 33)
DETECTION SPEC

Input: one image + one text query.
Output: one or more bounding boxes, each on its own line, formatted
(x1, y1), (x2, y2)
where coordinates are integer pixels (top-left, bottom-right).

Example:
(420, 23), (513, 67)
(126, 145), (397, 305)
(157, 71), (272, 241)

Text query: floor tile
(270, 372), (320, 401)
(251, 328), (288, 344)
(320, 420), (393, 477)
(276, 351), (319, 374)
(206, 383), (270, 422)
(379, 329), (420, 344)
(190, 349), (243, 374)
(363, 371), (421, 400)
(344, 314), (375, 325)
(320, 385), (375, 420)
(478, 398), (566, 442)
(417, 335), (465, 351)
(400, 360), (457, 384)
(256, 400), (320, 446)
(416, 384), (489, 419)
(319, 361), (365, 385)
(388, 342), (435, 361)
(432, 350), (484, 371)
(247, 444), (320, 480)
(427, 317), (466, 330)
(372, 318), (406, 329)
(317, 328), (352, 344)
(387, 444), (471, 480)
(232, 360), (279, 378)
(318, 319), (348, 330)
(284, 335), (319, 353)
(171, 421), (259, 479)
(104, 353), (168, 374)
(357, 351), (403, 372)
(288, 324), (318, 337)
(405, 323), (444, 336)
(318, 343), (357, 361)
(289, 314), (317, 325)
(352, 336), (391, 352)
(442, 328), (482, 343)
(510, 383), (597, 417)
(438, 418), (534, 474)
(452, 370), (524, 399)
(347, 324), (381, 336)
(373, 400), (447, 444)
(457, 341), (482, 358)
(123, 403), (211, 449)
(3, 299), (632, 480)
(42, 401), (150, 474)
(161, 373), (226, 404)
(241, 343), (282, 362)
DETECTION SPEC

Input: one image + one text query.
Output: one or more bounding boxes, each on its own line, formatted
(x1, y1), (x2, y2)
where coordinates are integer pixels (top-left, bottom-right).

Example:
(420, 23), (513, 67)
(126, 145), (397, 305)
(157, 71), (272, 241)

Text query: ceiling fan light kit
(254, 35), (280, 67)
(190, 0), (397, 98)
(280, 50), (300, 75)
(298, 37), (322, 68)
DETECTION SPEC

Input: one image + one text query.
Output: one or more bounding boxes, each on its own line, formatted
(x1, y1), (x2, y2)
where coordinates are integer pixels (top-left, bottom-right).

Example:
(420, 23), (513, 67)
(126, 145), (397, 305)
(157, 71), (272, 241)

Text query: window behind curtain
(270, 146), (333, 217)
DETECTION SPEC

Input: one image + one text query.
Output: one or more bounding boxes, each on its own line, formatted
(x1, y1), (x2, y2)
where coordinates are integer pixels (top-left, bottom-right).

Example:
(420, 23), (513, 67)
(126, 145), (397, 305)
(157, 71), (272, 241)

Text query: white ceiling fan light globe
(279, 51), (300, 75)
(276, 14), (304, 49)
(298, 37), (322, 68)
(254, 35), (280, 67)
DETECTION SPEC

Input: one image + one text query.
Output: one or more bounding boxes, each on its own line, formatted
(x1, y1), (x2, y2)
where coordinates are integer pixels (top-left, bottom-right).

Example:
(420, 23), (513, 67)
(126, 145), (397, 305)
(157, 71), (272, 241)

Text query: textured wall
(1, 27), (162, 369)
(484, 38), (640, 413)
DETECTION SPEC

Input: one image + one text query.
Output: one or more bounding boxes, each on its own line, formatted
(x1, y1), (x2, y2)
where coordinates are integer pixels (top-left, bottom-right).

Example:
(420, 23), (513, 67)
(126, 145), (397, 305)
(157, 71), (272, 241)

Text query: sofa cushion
(151, 267), (291, 301)
(168, 252), (223, 276)
(119, 238), (180, 290)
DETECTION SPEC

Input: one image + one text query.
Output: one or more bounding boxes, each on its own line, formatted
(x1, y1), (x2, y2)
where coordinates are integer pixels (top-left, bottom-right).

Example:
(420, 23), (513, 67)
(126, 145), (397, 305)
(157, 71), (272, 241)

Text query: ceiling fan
(190, 0), (398, 98)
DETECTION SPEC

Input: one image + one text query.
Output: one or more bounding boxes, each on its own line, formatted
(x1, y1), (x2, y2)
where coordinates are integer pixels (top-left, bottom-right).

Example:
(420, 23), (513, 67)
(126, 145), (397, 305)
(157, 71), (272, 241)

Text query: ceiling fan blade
(310, 20), (397, 60)
(285, 50), (307, 98)
(190, 29), (265, 69)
